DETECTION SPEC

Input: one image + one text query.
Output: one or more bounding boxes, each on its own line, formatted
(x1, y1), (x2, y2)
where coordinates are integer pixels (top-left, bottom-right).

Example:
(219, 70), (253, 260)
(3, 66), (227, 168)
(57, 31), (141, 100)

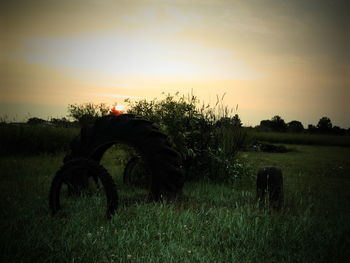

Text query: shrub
(257, 115), (287, 132)
(68, 103), (110, 126)
(287, 120), (304, 133)
(125, 92), (248, 181)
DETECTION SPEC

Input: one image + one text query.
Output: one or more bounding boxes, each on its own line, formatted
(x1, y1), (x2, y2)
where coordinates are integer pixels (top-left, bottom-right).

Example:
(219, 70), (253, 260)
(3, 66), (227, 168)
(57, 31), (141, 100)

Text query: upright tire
(65, 114), (184, 201)
(49, 158), (118, 219)
(256, 166), (283, 210)
(123, 156), (151, 188)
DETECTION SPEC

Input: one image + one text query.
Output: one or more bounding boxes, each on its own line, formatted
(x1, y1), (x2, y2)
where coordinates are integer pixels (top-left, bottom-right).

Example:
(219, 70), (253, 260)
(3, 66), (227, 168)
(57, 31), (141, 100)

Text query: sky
(1, 0), (349, 127)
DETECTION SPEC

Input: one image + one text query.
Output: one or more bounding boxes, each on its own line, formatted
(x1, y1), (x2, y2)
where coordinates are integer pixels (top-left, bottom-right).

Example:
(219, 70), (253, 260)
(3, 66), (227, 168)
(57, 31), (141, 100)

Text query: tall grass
(0, 124), (79, 155)
(1, 147), (349, 262)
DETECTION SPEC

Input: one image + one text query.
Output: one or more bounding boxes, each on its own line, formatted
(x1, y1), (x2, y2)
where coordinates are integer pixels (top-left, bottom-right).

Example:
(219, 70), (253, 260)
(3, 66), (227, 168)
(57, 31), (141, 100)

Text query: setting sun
(0, 0), (348, 127)
(1, 1), (349, 261)
(110, 104), (124, 115)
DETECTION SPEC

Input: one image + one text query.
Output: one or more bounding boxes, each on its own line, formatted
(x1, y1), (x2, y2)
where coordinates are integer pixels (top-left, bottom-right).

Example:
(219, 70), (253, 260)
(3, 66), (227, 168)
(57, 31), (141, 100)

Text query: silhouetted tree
(258, 120), (273, 131)
(331, 126), (346, 135)
(216, 114), (242, 128)
(287, 120), (304, 133)
(317, 117), (332, 133)
(27, 117), (46, 125)
(232, 114), (242, 127)
(307, 124), (317, 134)
(50, 117), (72, 127)
(68, 103), (110, 126)
(271, 115), (287, 132)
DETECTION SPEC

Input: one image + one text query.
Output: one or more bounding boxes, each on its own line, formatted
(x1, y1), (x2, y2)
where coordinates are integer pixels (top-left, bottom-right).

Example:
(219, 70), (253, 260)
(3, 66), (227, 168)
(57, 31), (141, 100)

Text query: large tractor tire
(64, 114), (184, 201)
(49, 158), (118, 219)
(123, 156), (151, 188)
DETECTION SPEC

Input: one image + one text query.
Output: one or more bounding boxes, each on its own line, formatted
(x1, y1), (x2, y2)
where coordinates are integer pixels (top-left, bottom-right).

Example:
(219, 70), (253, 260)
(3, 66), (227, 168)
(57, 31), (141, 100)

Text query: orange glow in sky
(1, 0), (349, 127)
(110, 104), (124, 116)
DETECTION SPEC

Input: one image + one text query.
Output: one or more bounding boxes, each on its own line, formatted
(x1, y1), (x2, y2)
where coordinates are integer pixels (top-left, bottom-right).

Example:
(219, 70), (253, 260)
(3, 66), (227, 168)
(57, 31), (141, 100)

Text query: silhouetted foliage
(257, 115), (287, 132)
(307, 124), (317, 134)
(50, 117), (74, 127)
(257, 120), (273, 131)
(216, 114), (242, 128)
(125, 92), (247, 181)
(287, 120), (304, 133)
(331, 126), (346, 136)
(317, 117), (332, 133)
(27, 117), (46, 125)
(67, 103), (110, 126)
(0, 124), (76, 155)
(271, 115), (287, 132)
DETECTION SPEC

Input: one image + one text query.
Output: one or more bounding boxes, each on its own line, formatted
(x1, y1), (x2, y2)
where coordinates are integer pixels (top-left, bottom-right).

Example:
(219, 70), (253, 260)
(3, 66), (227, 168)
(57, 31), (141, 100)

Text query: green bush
(68, 102), (110, 126)
(125, 92), (248, 181)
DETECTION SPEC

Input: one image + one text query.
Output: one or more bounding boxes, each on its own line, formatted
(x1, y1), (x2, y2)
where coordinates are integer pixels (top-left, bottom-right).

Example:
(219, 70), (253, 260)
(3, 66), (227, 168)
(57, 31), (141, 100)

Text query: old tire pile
(49, 114), (184, 219)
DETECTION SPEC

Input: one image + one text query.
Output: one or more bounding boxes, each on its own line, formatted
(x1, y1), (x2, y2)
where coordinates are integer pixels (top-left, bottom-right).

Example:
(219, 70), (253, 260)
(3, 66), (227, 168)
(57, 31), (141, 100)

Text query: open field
(1, 124), (349, 157)
(0, 144), (349, 262)
(250, 131), (350, 147)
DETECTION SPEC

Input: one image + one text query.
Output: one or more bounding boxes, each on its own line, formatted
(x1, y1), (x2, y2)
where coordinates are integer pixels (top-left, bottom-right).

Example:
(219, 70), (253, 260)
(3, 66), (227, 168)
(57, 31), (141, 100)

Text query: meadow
(250, 130), (350, 147)
(1, 139), (349, 262)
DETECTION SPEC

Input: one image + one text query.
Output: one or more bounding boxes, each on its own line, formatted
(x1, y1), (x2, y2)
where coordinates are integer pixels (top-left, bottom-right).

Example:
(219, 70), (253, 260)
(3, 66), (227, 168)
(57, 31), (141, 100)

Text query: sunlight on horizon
(18, 34), (261, 82)
(1, 0), (348, 127)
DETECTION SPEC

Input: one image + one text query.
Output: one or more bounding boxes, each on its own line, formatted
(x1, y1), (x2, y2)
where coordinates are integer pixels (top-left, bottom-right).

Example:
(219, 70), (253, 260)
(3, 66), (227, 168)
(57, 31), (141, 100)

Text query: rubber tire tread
(49, 158), (118, 219)
(66, 114), (184, 200)
(123, 156), (140, 184)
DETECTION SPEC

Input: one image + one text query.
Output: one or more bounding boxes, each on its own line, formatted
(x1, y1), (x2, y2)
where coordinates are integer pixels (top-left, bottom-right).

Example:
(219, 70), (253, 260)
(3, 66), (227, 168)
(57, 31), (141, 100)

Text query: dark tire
(123, 156), (151, 188)
(65, 114), (184, 201)
(49, 158), (118, 219)
(256, 167), (283, 210)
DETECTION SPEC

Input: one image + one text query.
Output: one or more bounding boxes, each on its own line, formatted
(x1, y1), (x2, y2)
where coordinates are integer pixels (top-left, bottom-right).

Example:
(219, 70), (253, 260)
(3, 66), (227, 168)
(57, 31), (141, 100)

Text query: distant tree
(317, 117), (332, 133)
(216, 114), (242, 128)
(307, 124), (317, 134)
(271, 115), (287, 132)
(50, 117), (72, 127)
(232, 114), (242, 127)
(68, 103), (110, 126)
(27, 117), (46, 125)
(258, 120), (273, 131)
(287, 120), (304, 133)
(331, 126), (346, 136)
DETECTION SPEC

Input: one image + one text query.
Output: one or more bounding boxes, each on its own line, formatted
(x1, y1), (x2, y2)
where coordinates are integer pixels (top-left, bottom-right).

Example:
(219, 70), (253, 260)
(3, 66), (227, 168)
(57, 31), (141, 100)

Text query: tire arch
(65, 114), (184, 200)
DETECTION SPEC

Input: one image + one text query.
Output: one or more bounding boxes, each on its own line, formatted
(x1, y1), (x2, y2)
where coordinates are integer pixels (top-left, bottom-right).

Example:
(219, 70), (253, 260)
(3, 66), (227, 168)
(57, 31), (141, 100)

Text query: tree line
(255, 115), (349, 135)
(23, 103), (349, 136)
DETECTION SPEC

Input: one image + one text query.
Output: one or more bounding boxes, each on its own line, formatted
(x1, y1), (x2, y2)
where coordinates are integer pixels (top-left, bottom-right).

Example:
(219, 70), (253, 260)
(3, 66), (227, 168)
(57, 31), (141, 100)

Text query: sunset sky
(1, 0), (349, 127)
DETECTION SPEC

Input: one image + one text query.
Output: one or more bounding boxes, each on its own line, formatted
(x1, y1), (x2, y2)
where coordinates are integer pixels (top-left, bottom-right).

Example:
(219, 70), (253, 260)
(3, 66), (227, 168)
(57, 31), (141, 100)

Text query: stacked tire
(49, 114), (184, 218)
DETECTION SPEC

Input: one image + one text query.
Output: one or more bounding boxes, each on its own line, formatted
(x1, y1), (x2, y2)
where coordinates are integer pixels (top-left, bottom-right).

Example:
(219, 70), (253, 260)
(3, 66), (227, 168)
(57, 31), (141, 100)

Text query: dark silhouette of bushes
(257, 116), (347, 136)
(125, 93), (247, 181)
(67, 103), (110, 126)
(287, 120), (304, 133)
(27, 117), (46, 125)
(0, 124), (78, 155)
(317, 117), (332, 133)
(257, 115), (287, 132)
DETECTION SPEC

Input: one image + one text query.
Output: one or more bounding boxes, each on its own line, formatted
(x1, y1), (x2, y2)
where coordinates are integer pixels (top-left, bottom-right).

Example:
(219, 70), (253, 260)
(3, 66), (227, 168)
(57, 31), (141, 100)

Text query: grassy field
(0, 124), (79, 155)
(1, 144), (349, 262)
(250, 130), (350, 147)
